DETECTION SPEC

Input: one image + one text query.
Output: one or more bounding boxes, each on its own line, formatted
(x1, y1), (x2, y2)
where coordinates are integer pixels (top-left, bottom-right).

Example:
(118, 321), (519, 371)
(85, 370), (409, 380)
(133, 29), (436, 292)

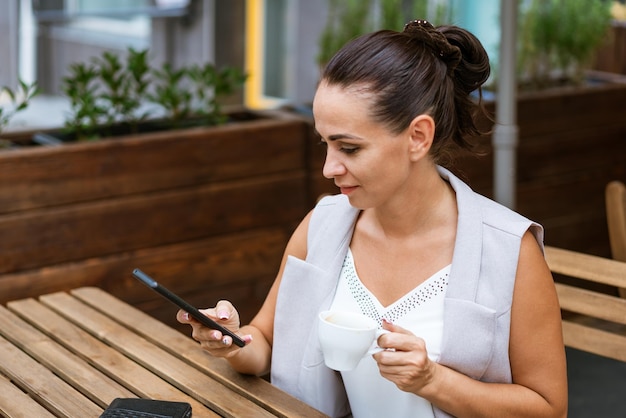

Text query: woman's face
(312, 82), (416, 209)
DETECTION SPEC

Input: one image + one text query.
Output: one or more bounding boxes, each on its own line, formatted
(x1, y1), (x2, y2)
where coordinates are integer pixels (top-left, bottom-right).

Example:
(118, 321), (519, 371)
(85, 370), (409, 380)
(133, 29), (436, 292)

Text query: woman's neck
(364, 164), (457, 240)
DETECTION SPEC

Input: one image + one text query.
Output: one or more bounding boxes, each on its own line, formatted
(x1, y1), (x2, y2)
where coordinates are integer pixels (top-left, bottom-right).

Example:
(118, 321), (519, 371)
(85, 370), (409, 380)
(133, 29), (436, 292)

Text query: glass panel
(32, 0), (191, 20)
(263, 0), (287, 98)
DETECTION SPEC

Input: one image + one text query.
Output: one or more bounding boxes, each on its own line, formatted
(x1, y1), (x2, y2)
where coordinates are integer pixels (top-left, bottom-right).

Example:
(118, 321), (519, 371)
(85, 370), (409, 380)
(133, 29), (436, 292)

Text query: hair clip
(404, 19), (434, 31)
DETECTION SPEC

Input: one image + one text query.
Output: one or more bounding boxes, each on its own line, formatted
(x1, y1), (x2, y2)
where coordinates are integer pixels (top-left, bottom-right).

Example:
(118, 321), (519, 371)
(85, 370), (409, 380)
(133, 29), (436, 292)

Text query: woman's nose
(322, 150), (346, 179)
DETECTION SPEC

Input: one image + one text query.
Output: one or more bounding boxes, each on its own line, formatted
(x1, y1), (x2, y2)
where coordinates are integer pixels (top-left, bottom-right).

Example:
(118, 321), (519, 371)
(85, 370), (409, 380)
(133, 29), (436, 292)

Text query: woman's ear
(408, 114), (435, 162)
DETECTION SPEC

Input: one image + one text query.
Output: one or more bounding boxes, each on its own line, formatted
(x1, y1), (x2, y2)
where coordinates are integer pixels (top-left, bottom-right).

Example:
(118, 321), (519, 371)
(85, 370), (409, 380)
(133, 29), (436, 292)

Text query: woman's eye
(317, 139), (359, 154)
(340, 146), (359, 154)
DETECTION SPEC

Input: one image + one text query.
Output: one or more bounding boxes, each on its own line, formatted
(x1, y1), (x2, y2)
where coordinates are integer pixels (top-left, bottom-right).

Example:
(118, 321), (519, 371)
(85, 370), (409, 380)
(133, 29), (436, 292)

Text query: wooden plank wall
(456, 83), (626, 257)
(0, 113), (322, 331)
(1, 81), (625, 332)
(308, 82), (626, 258)
(593, 23), (626, 76)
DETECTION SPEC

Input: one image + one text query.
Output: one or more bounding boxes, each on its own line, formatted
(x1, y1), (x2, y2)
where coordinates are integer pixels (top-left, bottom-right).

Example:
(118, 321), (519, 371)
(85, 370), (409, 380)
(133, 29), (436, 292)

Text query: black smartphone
(100, 398), (192, 418)
(132, 268), (246, 347)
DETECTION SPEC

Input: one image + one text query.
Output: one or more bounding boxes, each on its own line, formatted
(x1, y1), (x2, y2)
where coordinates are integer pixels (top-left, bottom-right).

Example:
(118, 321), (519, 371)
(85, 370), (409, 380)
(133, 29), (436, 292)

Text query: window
(27, 0), (194, 95)
(245, 0), (290, 109)
(32, 0), (191, 21)
(243, 0), (500, 110)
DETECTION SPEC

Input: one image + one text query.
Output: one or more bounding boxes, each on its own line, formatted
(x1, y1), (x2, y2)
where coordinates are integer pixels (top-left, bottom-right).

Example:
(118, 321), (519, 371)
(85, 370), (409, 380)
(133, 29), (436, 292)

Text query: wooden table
(0, 287), (327, 418)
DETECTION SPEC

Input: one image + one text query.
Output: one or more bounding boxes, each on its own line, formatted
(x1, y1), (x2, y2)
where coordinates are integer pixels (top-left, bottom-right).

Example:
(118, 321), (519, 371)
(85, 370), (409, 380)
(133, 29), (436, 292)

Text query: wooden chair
(605, 180), (626, 297)
(545, 246), (626, 362)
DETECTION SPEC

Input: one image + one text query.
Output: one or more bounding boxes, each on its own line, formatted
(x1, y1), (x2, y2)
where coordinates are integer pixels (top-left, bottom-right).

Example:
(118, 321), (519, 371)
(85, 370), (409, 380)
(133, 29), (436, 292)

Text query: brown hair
(320, 20), (491, 164)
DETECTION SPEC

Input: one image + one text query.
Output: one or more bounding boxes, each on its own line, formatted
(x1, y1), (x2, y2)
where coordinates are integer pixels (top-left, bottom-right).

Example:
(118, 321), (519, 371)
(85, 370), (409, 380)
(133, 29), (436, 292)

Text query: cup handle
(367, 329), (392, 355)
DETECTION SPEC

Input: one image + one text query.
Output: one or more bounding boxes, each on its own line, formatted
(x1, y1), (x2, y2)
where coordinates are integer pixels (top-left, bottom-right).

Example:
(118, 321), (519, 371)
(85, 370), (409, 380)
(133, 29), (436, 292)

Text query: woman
(178, 20), (568, 418)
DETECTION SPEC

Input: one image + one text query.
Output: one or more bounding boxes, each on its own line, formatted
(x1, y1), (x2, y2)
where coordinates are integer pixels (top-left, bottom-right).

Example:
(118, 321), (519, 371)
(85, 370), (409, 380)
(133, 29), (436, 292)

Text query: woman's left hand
(373, 320), (437, 395)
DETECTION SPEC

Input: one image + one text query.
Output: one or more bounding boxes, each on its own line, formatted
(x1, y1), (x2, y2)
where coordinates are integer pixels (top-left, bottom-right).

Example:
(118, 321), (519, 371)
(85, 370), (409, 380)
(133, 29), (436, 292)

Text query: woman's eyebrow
(324, 133), (363, 141)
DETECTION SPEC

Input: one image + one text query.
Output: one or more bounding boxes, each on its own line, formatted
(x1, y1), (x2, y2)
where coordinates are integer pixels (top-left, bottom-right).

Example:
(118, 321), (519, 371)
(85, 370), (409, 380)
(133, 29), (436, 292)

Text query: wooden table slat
(7, 297), (219, 418)
(0, 372), (57, 418)
(39, 291), (276, 418)
(0, 303), (135, 408)
(72, 286), (328, 418)
(0, 334), (102, 417)
(1, 287), (328, 418)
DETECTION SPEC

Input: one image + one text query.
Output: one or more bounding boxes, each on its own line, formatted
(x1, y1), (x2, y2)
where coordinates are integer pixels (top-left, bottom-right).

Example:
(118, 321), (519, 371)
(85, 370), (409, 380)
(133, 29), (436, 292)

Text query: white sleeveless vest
(272, 166), (543, 418)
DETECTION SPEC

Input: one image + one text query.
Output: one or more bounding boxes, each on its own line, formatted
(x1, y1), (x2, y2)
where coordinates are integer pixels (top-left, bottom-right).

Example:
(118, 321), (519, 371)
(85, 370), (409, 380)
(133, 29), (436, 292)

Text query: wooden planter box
(0, 109), (329, 329)
(6, 76), (621, 329)
(593, 21), (626, 75)
(293, 76), (626, 259)
(455, 76), (626, 257)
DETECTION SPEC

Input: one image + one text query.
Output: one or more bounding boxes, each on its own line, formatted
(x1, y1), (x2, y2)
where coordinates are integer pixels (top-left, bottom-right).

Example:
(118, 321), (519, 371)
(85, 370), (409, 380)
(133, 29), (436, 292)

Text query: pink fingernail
(217, 311), (229, 320)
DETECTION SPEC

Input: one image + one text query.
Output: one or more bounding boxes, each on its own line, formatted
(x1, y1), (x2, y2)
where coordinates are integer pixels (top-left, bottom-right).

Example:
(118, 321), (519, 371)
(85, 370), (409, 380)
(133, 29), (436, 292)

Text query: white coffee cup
(318, 310), (387, 371)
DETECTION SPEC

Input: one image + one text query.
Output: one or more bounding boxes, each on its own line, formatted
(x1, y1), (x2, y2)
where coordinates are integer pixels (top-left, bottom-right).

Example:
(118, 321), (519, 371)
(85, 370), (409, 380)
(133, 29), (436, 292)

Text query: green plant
(64, 48), (152, 139)
(316, 0), (452, 69)
(149, 63), (194, 128)
(518, 0), (613, 90)
(149, 62), (247, 128)
(317, 0), (373, 68)
(0, 80), (39, 147)
(95, 48), (151, 134)
(62, 62), (105, 140)
(62, 47), (247, 141)
(380, 0), (405, 31)
(187, 64), (248, 126)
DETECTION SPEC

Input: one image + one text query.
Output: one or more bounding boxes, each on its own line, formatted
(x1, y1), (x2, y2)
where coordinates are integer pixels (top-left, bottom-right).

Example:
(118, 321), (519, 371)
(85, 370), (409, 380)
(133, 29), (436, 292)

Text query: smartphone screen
(132, 268), (246, 347)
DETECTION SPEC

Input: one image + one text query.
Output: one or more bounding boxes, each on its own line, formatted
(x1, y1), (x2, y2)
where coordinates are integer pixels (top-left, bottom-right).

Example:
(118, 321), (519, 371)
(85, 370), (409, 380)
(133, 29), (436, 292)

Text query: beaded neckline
(342, 249), (450, 327)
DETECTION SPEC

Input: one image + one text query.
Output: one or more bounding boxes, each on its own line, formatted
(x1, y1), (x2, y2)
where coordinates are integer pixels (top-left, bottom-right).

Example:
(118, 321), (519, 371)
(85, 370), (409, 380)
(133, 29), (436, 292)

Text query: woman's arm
(179, 210), (312, 376)
(376, 231), (568, 418)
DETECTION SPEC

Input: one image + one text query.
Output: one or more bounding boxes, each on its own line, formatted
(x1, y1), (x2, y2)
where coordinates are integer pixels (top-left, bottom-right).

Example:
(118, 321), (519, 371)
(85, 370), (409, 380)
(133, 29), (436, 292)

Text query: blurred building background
(1, 2), (626, 417)
(1, 0), (505, 118)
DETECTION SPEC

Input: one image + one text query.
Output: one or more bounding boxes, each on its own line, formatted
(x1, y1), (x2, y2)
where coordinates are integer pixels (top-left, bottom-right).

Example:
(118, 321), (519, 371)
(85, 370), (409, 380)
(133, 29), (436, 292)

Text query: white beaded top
(330, 248), (450, 418)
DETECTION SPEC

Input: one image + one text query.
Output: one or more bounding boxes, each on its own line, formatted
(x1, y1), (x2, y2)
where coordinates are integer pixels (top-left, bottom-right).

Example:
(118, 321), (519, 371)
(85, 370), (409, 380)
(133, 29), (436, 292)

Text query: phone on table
(132, 268), (246, 347)
(100, 398), (192, 418)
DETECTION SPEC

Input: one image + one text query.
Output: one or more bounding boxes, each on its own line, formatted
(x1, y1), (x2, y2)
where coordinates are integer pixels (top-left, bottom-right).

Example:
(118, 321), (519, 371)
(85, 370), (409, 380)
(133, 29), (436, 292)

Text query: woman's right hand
(176, 300), (252, 358)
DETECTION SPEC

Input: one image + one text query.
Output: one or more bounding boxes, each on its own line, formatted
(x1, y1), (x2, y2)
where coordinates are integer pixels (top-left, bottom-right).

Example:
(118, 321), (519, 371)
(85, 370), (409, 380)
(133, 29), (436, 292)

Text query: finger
(199, 339), (240, 357)
(201, 332), (253, 349)
(198, 307), (219, 321)
(192, 326), (223, 344)
(378, 323), (426, 355)
(214, 300), (235, 320)
(176, 309), (196, 324)
(377, 319), (402, 350)
(382, 318), (412, 335)
(192, 305), (233, 327)
(177, 307), (219, 325)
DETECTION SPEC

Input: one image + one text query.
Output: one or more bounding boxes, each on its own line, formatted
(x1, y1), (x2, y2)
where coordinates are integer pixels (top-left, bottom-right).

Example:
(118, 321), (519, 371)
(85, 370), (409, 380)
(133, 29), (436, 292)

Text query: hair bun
(403, 20), (461, 74)
(437, 25), (491, 93)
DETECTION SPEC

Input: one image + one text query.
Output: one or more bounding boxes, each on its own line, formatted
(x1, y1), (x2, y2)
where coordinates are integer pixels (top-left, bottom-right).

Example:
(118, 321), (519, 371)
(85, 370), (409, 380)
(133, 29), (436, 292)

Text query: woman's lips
(339, 186), (358, 195)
